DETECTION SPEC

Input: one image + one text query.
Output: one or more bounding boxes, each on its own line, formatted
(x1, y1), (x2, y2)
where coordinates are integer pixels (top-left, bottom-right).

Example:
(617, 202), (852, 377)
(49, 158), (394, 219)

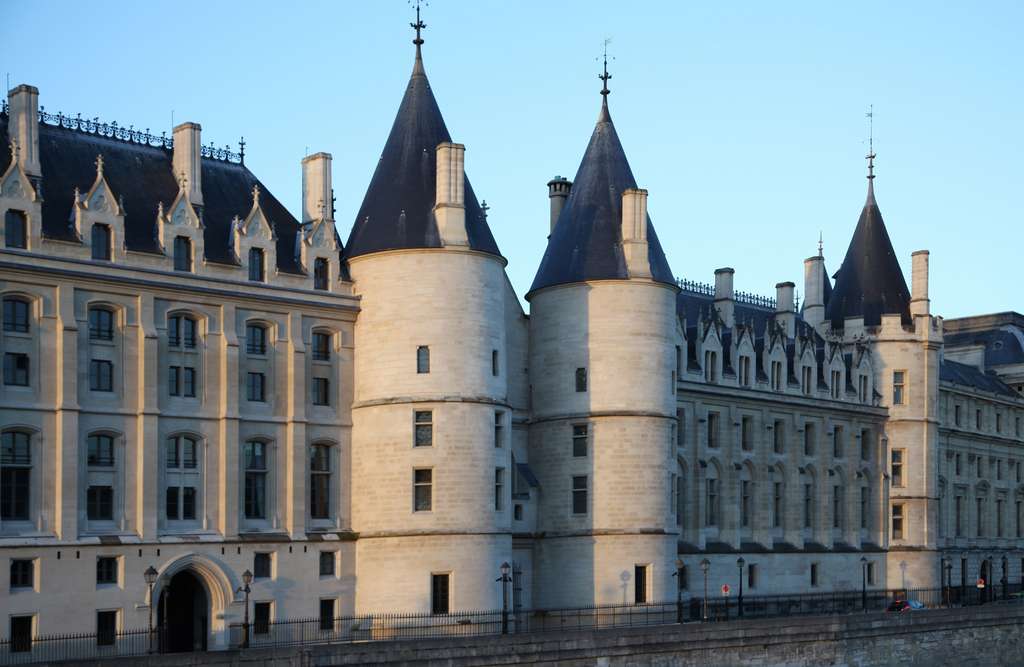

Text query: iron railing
(2, 584), (1022, 664)
(676, 277), (777, 310)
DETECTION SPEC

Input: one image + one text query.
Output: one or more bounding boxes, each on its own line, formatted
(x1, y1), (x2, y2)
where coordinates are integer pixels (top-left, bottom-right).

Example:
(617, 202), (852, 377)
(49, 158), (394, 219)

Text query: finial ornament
(410, 0), (427, 47)
(599, 37), (613, 98)
(252, 183), (261, 205)
(481, 199), (490, 220)
(95, 154), (105, 178)
(818, 231), (823, 257)
(865, 104), (876, 180)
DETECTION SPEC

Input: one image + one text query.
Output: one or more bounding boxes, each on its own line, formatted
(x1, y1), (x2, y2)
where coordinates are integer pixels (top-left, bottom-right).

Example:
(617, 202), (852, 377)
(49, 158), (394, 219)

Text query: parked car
(886, 600), (925, 613)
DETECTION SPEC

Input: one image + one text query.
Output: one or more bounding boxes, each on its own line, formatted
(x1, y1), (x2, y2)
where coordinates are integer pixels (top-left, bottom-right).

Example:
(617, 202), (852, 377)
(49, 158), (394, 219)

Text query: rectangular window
(96, 557), (118, 585)
(997, 498), (1004, 537)
(741, 416), (753, 451)
(707, 412), (720, 448)
(810, 563), (819, 587)
(310, 444), (331, 520)
(893, 370), (906, 405)
(431, 573), (450, 615)
(245, 324), (267, 355)
(771, 360), (782, 391)
(977, 497), (985, 537)
(832, 485), (843, 529)
(244, 441), (268, 520)
(892, 503), (904, 540)
(9, 616), (32, 653)
(804, 423), (815, 456)
(168, 366), (180, 396)
(414, 411), (433, 447)
(181, 487), (196, 520)
(10, 559), (33, 589)
(312, 377), (330, 406)
(572, 475), (588, 515)
(955, 496), (963, 537)
(741, 480), (751, 527)
(997, 459), (1003, 481)
(253, 552), (272, 579)
(246, 372), (266, 402)
(494, 412), (504, 448)
(801, 366), (812, 396)
(804, 483), (814, 529)
(416, 345), (430, 373)
(88, 434), (114, 467)
(495, 468), (505, 511)
(676, 410), (685, 447)
(3, 298), (30, 333)
(312, 332), (331, 361)
(87, 486), (114, 520)
(173, 236), (192, 272)
(89, 359), (114, 392)
(634, 565), (648, 604)
(773, 420), (784, 454)
(976, 409), (983, 430)
(254, 602), (271, 635)
(248, 248), (265, 282)
(891, 450), (904, 488)
(706, 478), (719, 526)
(91, 224), (111, 261)
(96, 610), (117, 647)
(165, 487), (179, 520)
(955, 404), (962, 426)
(3, 352), (29, 386)
(773, 482), (783, 528)
(492, 349), (499, 377)
(319, 551), (336, 577)
(831, 370), (842, 399)
(183, 367), (196, 398)
(833, 426), (844, 458)
(319, 598), (336, 631)
(747, 563), (758, 589)
(955, 453), (962, 476)
(4, 210), (27, 249)
(997, 413), (1003, 433)
(867, 562), (876, 585)
(313, 258), (329, 291)
(414, 469), (433, 511)
(860, 486), (869, 530)
(88, 308), (114, 341)
(575, 367), (587, 392)
(572, 424), (588, 457)
(860, 429), (871, 461)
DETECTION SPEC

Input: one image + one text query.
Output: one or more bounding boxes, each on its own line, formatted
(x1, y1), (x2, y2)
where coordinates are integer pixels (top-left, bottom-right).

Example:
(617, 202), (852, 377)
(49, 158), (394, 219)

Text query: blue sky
(3, 1), (1021, 317)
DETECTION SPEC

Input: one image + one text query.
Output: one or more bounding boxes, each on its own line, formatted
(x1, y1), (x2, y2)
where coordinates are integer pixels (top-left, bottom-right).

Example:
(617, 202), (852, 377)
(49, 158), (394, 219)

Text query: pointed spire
(599, 38), (613, 101)
(410, 0), (427, 70)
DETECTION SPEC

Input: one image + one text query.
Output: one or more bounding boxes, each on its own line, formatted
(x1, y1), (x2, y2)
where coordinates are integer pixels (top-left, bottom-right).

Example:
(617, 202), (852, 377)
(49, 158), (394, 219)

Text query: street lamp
(860, 557), (868, 612)
(736, 557), (745, 618)
(1001, 555), (1008, 601)
(497, 562), (512, 635)
(671, 558), (685, 623)
(237, 569), (253, 648)
(700, 558), (710, 622)
(961, 552), (969, 607)
(944, 559), (953, 608)
(144, 566), (158, 654)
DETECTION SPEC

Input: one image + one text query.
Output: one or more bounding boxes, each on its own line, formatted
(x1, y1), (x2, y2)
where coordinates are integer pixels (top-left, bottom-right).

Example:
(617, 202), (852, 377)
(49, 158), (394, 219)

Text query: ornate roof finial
(238, 136), (246, 165)
(410, 0), (427, 50)
(481, 199), (490, 220)
(252, 183), (261, 206)
(818, 231), (823, 257)
(599, 37), (613, 101)
(9, 140), (19, 162)
(95, 153), (105, 178)
(865, 104), (876, 180)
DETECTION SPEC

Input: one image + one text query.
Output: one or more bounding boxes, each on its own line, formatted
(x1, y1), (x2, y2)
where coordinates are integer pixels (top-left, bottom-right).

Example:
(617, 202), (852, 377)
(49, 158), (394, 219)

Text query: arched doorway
(157, 570), (209, 652)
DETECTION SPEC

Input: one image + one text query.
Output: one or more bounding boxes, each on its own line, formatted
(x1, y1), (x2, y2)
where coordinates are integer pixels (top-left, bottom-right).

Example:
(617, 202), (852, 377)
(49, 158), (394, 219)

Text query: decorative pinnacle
(865, 104), (876, 180)
(817, 231), (823, 257)
(95, 154), (105, 178)
(599, 37), (613, 99)
(410, 0), (427, 47)
(252, 184), (261, 206)
(481, 199), (490, 220)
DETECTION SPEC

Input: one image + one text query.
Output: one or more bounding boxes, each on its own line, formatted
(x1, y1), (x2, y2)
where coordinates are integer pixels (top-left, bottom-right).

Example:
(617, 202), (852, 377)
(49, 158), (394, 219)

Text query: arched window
(417, 345), (430, 374)
(87, 434), (114, 467)
(168, 314), (198, 349)
(1, 430), (32, 520)
(310, 443), (333, 520)
(91, 224), (111, 261)
(705, 464), (720, 527)
(246, 323), (267, 355)
(313, 257), (329, 291)
(4, 209), (27, 249)
(2, 297), (30, 333)
(248, 247), (265, 282)
(173, 236), (192, 272)
(165, 435), (201, 524)
(244, 440), (270, 520)
(312, 331), (332, 362)
(88, 307), (115, 341)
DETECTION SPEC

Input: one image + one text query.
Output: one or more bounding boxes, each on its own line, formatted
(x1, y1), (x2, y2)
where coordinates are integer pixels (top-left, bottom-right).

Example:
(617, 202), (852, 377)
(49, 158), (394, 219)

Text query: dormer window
(5, 210), (27, 249)
(858, 375), (869, 403)
(313, 258), (328, 291)
(173, 236), (192, 272)
(88, 307), (114, 341)
(91, 224), (112, 261)
(738, 355), (751, 387)
(248, 247), (265, 282)
(770, 360), (783, 391)
(704, 351), (717, 383)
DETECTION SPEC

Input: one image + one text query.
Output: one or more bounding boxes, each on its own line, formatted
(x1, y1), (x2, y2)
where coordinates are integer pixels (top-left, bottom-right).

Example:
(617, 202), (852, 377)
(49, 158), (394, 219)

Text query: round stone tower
(527, 91), (680, 608)
(344, 38), (512, 614)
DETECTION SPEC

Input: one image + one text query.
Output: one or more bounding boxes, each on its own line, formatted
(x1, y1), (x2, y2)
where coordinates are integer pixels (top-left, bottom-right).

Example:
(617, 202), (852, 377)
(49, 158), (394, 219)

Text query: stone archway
(150, 553), (240, 651)
(157, 570), (208, 652)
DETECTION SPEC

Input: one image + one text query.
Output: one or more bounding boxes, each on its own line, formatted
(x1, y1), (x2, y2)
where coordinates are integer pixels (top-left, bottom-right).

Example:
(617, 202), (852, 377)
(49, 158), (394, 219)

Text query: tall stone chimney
(714, 268), (735, 328)
(172, 122), (203, 206)
(775, 281), (796, 337)
(301, 152), (333, 223)
(803, 254), (826, 330)
(547, 176), (571, 233)
(7, 84), (40, 178)
(434, 142), (467, 246)
(621, 188), (651, 278)
(910, 250), (930, 317)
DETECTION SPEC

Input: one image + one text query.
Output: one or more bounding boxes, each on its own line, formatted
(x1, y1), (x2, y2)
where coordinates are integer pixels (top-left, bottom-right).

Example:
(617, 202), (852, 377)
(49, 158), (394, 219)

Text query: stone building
(1, 24), (1023, 653)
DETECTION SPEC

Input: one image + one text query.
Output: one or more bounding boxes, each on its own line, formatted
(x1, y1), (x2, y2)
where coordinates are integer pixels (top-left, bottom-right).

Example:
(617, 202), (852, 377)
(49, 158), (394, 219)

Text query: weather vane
(410, 0), (427, 46)
(599, 37), (613, 98)
(865, 104), (876, 180)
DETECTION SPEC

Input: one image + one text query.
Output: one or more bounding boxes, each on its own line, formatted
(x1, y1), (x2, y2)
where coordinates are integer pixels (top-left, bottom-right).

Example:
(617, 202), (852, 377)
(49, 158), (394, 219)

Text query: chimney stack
(172, 122), (203, 206)
(621, 188), (651, 278)
(547, 176), (571, 233)
(434, 142), (467, 246)
(301, 152), (333, 223)
(803, 255), (826, 331)
(775, 281), (796, 337)
(910, 250), (930, 317)
(714, 268), (735, 328)
(7, 85), (40, 177)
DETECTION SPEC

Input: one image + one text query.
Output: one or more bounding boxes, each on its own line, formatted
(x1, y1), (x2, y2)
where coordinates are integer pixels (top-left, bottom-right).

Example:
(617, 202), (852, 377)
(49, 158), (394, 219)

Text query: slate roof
(940, 359), (1019, 398)
(342, 46), (500, 262)
(944, 313), (1024, 368)
(825, 178), (911, 328)
(528, 99), (675, 295)
(0, 111), (306, 273)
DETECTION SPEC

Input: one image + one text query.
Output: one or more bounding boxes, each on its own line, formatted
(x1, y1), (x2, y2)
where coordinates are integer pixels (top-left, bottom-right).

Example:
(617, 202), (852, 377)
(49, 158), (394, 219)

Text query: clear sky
(3, 1), (1021, 317)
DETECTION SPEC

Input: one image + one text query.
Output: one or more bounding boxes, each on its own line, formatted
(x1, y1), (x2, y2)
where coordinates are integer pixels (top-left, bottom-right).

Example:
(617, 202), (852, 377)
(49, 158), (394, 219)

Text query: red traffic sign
(976, 578), (986, 589)
(721, 584), (731, 596)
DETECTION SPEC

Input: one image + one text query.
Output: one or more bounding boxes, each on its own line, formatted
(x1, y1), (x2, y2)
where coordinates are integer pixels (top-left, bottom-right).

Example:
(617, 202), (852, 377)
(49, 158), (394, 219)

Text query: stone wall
(51, 605), (1024, 667)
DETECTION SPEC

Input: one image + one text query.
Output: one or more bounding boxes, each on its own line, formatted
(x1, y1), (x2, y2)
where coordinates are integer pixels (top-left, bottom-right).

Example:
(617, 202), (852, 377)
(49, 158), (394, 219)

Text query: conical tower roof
(825, 170), (910, 328)
(343, 42), (500, 261)
(528, 99), (674, 296)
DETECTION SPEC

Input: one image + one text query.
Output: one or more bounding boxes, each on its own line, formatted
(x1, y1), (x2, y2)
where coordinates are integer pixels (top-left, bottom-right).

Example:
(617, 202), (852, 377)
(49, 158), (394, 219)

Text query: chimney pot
(547, 176), (572, 233)
(7, 84), (40, 177)
(172, 122), (203, 206)
(301, 152), (333, 223)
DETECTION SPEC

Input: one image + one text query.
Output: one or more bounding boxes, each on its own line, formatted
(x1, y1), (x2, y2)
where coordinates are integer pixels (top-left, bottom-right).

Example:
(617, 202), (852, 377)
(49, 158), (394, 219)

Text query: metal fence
(2, 584), (1022, 664)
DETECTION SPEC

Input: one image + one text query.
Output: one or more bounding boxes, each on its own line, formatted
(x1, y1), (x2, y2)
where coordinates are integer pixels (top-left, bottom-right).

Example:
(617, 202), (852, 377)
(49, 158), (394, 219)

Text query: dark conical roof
(528, 100), (675, 296)
(343, 47), (500, 261)
(825, 178), (910, 327)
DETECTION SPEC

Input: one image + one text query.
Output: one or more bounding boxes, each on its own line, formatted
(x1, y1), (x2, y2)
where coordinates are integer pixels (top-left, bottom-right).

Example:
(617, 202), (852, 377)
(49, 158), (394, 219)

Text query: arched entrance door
(157, 569), (209, 652)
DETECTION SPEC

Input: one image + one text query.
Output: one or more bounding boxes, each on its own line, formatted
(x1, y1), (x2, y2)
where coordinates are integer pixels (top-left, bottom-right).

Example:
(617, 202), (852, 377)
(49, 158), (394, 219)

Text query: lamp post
(700, 558), (710, 622)
(144, 566), (158, 654)
(860, 557), (868, 612)
(672, 558), (685, 623)
(736, 557), (745, 618)
(497, 562), (511, 635)
(236, 569), (253, 648)
(1002, 555), (1008, 601)
(961, 552), (968, 607)
(942, 559), (951, 608)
